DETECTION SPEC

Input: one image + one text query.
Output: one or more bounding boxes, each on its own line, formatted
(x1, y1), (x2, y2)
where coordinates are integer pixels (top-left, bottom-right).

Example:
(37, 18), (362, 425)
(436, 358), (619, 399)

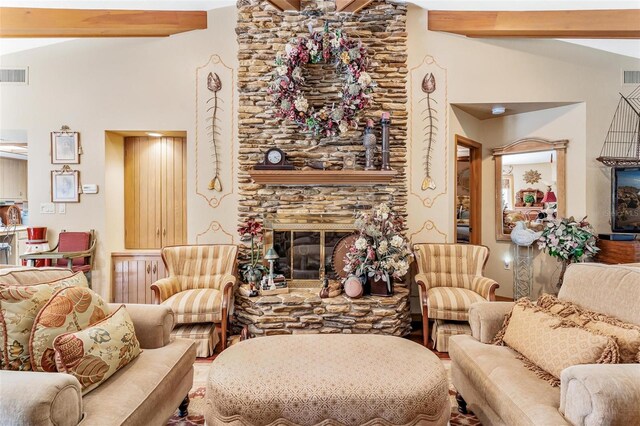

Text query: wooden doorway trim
(455, 135), (482, 245)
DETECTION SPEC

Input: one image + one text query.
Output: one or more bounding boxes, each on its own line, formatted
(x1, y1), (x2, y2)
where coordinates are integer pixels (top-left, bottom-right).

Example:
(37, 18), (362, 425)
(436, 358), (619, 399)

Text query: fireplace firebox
(263, 214), (356, 288)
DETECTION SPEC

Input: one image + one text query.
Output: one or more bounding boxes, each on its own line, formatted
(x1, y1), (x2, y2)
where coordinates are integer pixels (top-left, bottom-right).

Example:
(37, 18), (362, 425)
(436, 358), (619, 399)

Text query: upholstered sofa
(0, 267), (197, 426)
(449, 263), (640, 426)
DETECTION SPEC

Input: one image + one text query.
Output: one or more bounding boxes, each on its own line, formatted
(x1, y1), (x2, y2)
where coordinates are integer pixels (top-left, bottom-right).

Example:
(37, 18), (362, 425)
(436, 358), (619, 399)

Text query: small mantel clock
(254, 148), (294, 170)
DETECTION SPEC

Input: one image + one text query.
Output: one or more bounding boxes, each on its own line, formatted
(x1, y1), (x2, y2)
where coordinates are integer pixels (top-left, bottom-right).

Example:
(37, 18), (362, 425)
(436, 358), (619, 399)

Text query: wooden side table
(595, 239), (640, 264)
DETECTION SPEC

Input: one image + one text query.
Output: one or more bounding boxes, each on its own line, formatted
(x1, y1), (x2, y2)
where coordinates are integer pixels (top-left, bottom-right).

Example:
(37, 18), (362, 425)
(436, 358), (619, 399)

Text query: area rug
(167, 360), (481, 426)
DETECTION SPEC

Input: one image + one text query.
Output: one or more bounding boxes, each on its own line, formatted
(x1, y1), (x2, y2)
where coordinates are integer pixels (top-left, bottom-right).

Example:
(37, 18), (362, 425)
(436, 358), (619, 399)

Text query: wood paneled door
(112, 251), (167, 304)
(124, 136), (186, 249)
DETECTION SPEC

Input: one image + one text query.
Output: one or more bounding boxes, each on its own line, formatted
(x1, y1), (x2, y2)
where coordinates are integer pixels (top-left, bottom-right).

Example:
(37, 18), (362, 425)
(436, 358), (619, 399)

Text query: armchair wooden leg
(220, 316), (227, 351)
(422, 304), (430, 347)
(179, 395), (190, 417)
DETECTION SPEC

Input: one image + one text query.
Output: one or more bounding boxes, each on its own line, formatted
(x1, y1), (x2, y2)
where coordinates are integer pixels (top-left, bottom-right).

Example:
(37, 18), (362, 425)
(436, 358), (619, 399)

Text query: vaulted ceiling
(0, 0), (638, 58)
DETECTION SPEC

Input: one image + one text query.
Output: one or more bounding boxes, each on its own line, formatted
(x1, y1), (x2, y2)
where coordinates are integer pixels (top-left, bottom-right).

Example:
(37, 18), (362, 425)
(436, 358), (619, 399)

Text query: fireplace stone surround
(233, 213), (412, 337)
(234, 287), (411, 337)
(234, 0), (410, 337)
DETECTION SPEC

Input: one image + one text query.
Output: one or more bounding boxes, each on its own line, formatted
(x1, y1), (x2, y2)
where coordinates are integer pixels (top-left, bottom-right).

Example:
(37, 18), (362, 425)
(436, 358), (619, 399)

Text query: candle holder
(362, 119), (377, 171)
(381, 112), (392, 171)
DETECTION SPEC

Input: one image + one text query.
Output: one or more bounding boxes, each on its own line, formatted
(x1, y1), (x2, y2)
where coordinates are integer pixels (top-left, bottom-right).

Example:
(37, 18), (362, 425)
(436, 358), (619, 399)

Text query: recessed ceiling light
(492, 106), (506, 115)
(147, 132), (163, 137)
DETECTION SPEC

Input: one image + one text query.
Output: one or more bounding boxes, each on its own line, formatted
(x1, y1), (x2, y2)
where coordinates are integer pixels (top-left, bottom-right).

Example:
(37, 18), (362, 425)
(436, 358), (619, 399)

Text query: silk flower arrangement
(343, 204), (413, 293)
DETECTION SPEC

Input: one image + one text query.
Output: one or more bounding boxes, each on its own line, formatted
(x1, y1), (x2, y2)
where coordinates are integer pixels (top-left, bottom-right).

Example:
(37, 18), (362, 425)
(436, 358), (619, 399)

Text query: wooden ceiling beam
(266, 0), (300, 12)
(428, 10), (640, 39)
(0, 7), (207, 38)
(336, 0), (374, 13)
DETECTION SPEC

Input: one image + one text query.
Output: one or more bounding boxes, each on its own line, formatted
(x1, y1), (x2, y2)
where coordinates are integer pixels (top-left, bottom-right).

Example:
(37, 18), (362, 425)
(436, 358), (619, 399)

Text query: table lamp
(541, 185), (557, 217)
(264, 248), (279, 290)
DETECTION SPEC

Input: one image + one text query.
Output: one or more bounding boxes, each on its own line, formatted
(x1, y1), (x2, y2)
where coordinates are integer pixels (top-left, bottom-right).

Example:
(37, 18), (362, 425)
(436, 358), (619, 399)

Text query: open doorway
(455, 134), (482, 245)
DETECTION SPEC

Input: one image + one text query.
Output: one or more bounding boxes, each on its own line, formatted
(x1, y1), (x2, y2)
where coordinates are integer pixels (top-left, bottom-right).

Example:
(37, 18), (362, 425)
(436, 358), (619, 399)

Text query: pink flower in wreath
(367, 246), (376, 260)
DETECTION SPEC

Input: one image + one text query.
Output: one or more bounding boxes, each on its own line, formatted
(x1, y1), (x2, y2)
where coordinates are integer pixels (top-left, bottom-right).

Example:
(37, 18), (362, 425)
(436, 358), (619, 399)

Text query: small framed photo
(51, 131), (80, 164)
(51, 170), (80, 203)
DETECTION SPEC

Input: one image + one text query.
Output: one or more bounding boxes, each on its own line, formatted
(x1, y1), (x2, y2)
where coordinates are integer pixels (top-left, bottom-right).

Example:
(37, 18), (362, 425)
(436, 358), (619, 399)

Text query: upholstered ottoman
(431, 319), (472, 352)
(205, 334), (449, 426)
(171, 323), (219, 357)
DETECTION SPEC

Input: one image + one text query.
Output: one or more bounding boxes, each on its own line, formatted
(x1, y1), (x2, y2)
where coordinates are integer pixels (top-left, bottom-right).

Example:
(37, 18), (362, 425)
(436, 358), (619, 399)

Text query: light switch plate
(57, 203), (66, 214)
(40, 202), (55, 214)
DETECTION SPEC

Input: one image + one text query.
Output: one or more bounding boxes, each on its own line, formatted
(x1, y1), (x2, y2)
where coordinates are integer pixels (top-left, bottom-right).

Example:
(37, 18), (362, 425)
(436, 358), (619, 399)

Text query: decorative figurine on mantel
(363, 119), (377, 171)
(381, 112), (392, 171)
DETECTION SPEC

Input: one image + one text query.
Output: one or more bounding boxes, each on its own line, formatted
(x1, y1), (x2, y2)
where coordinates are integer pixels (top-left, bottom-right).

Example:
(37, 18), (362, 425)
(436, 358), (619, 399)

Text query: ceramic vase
(369, 274), (393, 297)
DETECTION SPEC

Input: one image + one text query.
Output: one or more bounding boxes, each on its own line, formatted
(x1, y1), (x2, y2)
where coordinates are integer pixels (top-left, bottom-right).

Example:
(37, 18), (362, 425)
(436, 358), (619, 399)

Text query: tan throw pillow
(0, 273), (88, 371)
(494, 299), (620, 386)
(53, 306), (141, 394)
(30, 286), (110, 372)
(537, 293), (640, 364)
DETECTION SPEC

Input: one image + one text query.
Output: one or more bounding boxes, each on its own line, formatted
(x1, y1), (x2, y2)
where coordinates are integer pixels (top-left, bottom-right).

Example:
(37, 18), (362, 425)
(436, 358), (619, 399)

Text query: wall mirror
(492, 138), (568, 241)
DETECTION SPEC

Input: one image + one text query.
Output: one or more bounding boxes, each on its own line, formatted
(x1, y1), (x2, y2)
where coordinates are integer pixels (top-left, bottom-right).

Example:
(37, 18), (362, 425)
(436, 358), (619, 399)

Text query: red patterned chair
(21, 229), (96, 284)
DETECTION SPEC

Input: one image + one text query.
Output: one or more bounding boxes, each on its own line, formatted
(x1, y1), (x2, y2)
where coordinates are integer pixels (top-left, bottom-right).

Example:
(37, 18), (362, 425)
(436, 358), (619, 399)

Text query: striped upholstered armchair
(151, 245), (238, 350)
(413, 243), (498, 347)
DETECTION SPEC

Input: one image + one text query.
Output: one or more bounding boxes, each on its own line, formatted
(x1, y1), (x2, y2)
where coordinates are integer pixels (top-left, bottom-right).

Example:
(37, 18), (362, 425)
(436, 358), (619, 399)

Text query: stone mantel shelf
(249, 169), (398, 186)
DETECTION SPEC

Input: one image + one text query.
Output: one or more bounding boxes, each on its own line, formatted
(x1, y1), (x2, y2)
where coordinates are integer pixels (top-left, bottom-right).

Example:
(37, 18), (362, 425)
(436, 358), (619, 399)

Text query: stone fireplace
(237, 0), (408, 222)
(234, 212), (412, 337)
(234, 0), (410, 337)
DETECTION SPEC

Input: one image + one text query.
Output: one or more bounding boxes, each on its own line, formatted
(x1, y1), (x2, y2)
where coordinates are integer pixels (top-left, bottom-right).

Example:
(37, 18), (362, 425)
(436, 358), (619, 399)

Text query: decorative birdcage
(597, 85), (640, 167)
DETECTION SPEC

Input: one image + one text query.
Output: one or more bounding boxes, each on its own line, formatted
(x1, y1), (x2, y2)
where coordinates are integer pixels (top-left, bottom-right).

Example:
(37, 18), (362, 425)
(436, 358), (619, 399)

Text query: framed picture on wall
(51, 169), (80, 203)
(51, 131), (80, 164)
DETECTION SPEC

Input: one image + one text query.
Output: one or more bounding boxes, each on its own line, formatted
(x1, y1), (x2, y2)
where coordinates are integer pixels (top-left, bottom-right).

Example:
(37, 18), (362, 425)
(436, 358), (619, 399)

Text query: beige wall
(407, 5), (639, 298)
(0, 7), (239, 299)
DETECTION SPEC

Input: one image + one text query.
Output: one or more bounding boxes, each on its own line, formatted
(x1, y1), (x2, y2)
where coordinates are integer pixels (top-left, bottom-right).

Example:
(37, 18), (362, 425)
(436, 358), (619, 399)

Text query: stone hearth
(234, 287), (411, 337)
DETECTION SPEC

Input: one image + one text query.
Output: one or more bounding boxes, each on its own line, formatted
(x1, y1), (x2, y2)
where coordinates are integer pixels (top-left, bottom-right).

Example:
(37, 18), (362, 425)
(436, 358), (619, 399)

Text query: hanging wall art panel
(196, 54), (235, 208)
(407, 55), (449, 243)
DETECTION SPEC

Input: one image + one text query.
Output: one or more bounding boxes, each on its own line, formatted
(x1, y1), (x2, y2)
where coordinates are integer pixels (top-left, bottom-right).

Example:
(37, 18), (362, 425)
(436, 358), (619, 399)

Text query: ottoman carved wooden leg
(205, 335), (450, 426)
(179, 395), (190, 418)
(456, 392), (468, 415)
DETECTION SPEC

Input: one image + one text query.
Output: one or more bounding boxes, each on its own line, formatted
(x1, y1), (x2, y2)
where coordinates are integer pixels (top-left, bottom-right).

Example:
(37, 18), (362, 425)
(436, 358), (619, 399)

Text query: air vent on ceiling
(0, 68), (28, 85)
(622, 70), (640, 86)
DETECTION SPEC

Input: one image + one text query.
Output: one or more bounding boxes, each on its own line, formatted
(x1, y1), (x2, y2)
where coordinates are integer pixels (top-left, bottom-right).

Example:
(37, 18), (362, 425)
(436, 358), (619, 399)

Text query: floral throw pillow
(30, 286), (110, 372)
(53, 306), (141, 394)
(0, 273), (87, 371)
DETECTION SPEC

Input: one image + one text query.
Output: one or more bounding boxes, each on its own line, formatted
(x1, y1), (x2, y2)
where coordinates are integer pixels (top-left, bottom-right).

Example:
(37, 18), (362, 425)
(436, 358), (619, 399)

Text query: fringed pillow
(493, 298), (620, 386)
(537, 293), (640, 364)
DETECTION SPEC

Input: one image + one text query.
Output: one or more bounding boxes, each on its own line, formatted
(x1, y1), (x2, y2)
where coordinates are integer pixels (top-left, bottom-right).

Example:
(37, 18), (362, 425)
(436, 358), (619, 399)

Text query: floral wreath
(269, 26), (375, 137)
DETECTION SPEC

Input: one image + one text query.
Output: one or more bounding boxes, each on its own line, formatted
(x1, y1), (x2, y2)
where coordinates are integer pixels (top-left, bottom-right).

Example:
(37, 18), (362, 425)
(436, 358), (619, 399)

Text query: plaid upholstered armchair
(151, 245), (238, 351)
(413, 243), (498, 347)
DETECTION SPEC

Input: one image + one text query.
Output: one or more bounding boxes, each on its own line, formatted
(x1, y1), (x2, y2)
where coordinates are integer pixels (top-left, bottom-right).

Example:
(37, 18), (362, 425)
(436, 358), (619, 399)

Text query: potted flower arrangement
(343, 203), (413, 296)
(238, 218), (268, 292)
(537, 216), (599, 289)
(524, 194), (536, 207)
